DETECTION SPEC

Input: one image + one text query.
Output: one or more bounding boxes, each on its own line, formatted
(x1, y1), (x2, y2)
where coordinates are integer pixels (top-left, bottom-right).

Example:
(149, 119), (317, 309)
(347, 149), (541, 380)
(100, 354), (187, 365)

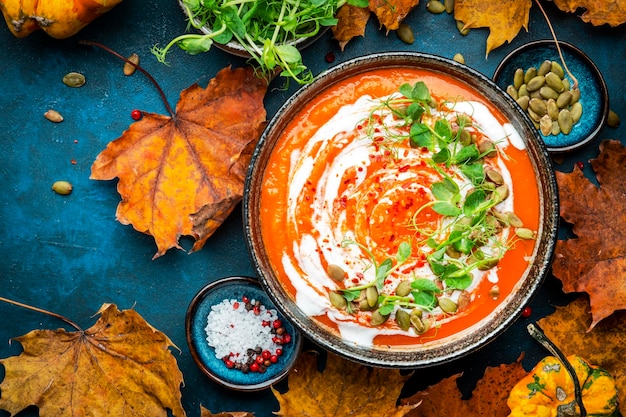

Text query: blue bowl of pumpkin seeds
(493, 40), (609, 153)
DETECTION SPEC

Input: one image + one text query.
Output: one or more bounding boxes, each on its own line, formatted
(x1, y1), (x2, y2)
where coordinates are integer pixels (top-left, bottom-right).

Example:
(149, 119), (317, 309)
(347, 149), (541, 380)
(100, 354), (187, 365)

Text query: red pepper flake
(70, 159), (77, 165)
(576, 161), (584, 170)
(233, 301), (240, 309)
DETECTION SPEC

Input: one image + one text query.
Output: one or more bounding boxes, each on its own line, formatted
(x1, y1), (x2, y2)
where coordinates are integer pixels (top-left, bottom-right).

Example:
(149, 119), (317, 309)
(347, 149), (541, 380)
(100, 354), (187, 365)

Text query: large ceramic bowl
(244, 52), (559, 368)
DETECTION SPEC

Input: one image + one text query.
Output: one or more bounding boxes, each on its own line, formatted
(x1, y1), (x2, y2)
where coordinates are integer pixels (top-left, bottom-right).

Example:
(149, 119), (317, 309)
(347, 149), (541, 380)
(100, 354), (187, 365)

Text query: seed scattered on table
(52, 180), (73, 195)
(44, 109), (63, 123)
(63, 72), (86, 88)
(123, 53), (140, 76)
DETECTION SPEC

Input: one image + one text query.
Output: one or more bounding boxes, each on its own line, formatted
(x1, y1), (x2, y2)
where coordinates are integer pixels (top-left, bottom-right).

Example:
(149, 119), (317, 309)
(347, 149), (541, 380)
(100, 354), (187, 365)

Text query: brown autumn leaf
(454, 0), (532, 56)
(537, 295), (626, 416)
(552, 139), (626, 330)
(90, 66), (267, 259)
(369, 0), (420, 31)
(332, 4), (371, 50)
(0, 303), (185, 417)
(200, 406), (254, 417)
(272, 350), (417, 416)
(552, 0), (626, 26)
(401, 356), (527, 417)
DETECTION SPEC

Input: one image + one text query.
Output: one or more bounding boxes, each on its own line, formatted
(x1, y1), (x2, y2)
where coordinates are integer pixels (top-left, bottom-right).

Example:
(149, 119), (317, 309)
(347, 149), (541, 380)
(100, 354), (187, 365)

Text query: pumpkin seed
(457, 291), (470, 310)
(444, 0), (454, 13)
(489, 284), (500, 299)
(527, 107), (541, 123)
(44, 109), (63, 123)
(546, 99), (559, 120)
(516, 95), (530, 111)
(506, 212), (524, 228)
(366, 286), (379, 308)
(558, 109), (573, 134)
(329, 291), (347, 310)
(570, 102), (583, 123)
(396, 23), (414, 44)
(562, 78), (570, 91)
(569, 87), (580, 105)
(123, 53), (140, 76)
(524, 67), (537, 84)
(456, 19), (470, 35)
(529, 98), (547, 116)
(551, 61), (565, 78)
(478, 139), (497, 157)
(486, 169), (504, 185)
(63, 72), (86, 88)
(545, 72), (564, 92)
(493, 184), (509, 203)
(395, 309), (411, 331)
(607, 109), (621, 128)
(453, 53), (465, 64)
(526, 75), (545, 92)
(409, 309), (431, 334)
(539, 114), (552, 136)
(539, 86), (559, 100)
(459, 128), (471, 145)
(438, 297), (458, 314)
(427, 0), (446, 13)
(537, 60), (552, 76)
(551, 120), (561, 135)
(513, 68), (524, 89)
(52, 180), (73, 195)
(327, 264), (346, 282)
(370, 309), (390, 326)
(556, 91), (572, 109)
(506, 85), (518, 100)
(395, 280), (412, 297)
(515, 227), (535, 240)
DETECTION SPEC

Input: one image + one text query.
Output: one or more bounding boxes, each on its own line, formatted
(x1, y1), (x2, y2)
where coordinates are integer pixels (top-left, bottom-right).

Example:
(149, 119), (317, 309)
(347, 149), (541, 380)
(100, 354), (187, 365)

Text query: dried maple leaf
(91, 66), (267, 259)
(401, 356), (527, 417)
(200, 406), (253, 417)
(538, 296), (626, 416)
(272, 351), (417, 416)
(552, 0), (626, 26)
(454, 0), (532, 56)
(332, 4), (371, 50)
(369, 0), (420, 31)
(0, 303), (185, 417)
(552, 139), (626, 330)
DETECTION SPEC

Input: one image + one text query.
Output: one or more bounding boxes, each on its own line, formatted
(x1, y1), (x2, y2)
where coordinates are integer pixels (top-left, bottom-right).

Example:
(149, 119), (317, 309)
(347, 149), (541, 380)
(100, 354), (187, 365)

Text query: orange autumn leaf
(369, 0), (420, 31)
(454, 0), (532, 56)
(401, 357), (527, 417)
(332, 4), (371, 50)
(272, 351), (417, 416)
(552, 0), (626, 26)
(538, 296), (626, 416)
(0, 304), (185, 417)
(90, 66), (267, 259)
(552, 139), (626, 330)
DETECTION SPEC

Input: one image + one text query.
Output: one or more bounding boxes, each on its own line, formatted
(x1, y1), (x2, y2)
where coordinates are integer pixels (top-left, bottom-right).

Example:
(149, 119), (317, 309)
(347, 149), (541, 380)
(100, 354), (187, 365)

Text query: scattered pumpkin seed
(370, 309), (390, 326)
(607, 109), (620, 128)
(44, 109), (63, 123)
(366, 286), (379, 308)
(455, 19), (470, 35)
(52, 180), (73, 195)
(438, 297), (458, 314)
(63, 72), (86, 88)
(395, 309), (411, 331)
(329, 291), (347, 310)
(515, 227), (536, 240)
(395, 280), (412, 297)
(123, 53), (140, 76)
(558, 108), (573, 134)
(426, 0), (446, 13)
(453, 53), (465, 64)
(327, 264), (346, 282)
(396, 23), (414, 44)
(443, 0), (454, 13)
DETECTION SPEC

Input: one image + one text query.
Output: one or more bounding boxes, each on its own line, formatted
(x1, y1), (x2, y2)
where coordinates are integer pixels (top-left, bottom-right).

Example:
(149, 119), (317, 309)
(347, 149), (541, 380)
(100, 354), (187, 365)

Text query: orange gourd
(0, 0), (122, 39)
(507, 355), (619, 417)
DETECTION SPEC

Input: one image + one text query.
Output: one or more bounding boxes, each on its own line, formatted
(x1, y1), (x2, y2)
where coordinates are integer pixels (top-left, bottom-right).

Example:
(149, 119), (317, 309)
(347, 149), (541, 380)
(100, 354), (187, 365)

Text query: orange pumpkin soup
(259, 68), (540, 347)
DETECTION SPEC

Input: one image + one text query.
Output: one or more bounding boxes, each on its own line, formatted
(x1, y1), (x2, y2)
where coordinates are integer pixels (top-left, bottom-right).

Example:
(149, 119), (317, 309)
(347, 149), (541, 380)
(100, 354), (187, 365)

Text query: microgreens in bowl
(152, 0), (368, 85)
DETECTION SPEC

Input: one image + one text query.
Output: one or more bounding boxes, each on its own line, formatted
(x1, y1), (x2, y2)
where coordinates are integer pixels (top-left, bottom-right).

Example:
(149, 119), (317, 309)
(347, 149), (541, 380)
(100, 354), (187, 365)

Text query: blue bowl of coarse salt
(185, 276), (302, 391)
(493, 40), (609, 153)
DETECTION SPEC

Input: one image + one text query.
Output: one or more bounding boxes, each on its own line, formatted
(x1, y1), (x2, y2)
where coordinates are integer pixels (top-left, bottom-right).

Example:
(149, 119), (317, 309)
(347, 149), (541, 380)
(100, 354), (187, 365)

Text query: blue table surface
(1, 1), (625, 416)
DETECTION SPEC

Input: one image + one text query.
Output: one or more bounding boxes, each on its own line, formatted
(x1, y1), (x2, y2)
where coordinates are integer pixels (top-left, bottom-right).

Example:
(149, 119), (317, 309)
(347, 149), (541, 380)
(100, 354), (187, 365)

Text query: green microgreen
(152, 0), (367, 85)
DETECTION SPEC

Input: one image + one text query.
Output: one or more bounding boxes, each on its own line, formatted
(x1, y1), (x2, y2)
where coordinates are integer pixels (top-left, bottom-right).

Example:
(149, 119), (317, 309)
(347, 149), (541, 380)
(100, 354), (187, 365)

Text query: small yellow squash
(0, 0), (123, 39)
(507, 355), (619, 417)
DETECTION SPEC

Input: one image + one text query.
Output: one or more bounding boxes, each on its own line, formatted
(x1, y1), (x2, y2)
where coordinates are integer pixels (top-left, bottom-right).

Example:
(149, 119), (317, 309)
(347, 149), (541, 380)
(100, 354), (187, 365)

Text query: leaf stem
(533, 0), (578, 89)
(78, 40), (176, 118)
(0, 296), (83, 331)
(527, 323), (587, 417)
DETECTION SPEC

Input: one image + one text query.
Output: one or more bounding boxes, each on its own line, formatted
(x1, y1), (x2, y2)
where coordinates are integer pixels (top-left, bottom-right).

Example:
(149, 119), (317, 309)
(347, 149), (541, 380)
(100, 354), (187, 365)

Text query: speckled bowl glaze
(177, 0), (328, 58)
(493, 40), (609, 153)
(185, 276), (302, 391)
(244, 52), (559, 369)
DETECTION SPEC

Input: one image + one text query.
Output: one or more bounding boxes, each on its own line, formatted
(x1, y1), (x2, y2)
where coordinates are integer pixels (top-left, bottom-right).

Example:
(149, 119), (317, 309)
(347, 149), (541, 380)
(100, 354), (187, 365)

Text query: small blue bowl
(493, 40), (609, 153)
(185, 276), (302, 391)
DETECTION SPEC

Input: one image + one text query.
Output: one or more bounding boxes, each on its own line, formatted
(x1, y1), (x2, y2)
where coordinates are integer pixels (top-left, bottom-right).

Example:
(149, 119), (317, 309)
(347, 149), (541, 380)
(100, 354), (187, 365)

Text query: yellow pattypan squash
(0, 0), (122, 39)
(507, 355), (619, 417)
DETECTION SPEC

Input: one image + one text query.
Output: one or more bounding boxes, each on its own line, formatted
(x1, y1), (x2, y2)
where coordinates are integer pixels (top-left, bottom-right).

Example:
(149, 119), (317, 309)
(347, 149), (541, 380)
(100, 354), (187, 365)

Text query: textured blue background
(1, 1), (625, 416)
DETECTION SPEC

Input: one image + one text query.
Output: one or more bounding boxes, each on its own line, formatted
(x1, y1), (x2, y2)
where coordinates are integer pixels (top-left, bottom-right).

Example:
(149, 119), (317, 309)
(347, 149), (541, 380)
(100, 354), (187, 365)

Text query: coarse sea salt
(205, 297), (290, 372)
